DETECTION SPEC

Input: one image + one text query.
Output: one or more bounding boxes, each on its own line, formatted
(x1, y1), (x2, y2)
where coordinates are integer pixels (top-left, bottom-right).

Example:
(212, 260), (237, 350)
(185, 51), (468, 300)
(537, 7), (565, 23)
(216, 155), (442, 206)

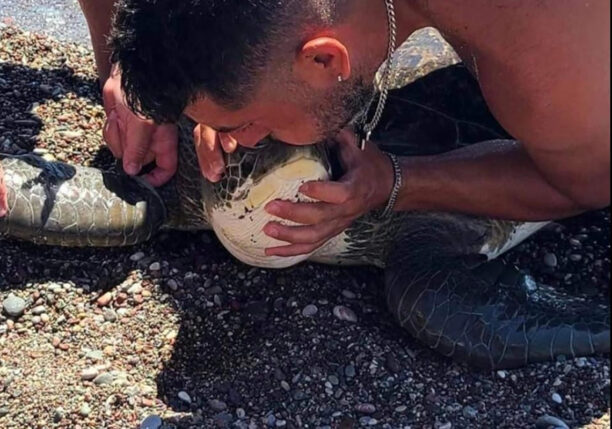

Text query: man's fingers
(299, 180), (352, 204)
(194, 124), (225, 182)
(265, 200), (345, 225)
(263, 220), (344, 245)
(143, 124), (179, 187)
(121, 114), (155, 176)
(102, 110), (124, 159)
(0, 164), (7, 217)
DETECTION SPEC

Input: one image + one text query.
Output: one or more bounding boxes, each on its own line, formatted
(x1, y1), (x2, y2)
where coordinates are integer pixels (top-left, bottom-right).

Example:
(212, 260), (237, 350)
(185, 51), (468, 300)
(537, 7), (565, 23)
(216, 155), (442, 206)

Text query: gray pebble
(3, 294), (26, 317)
(341, 290), (356, 299)
(462, 405), (478, 419)
(31, 305), (46, 315)
(127, 283), (143, 295)
(281, 381), (290, 392)
(333, 305), (358, 323)
(328, 375), (339, 385)
(345, 365), (356, 378)
(93, 372), (114, 385)
(544, 253), (558, 268)
(236, 408), (246, 419)
(551, 393), (563, 404)
(103, 309), (117, 322)
(149, 262), (161, 272)
(213, 412), (233, 427)
(208, 399), (227, 411)
(301, 304), (318, 317)
(178, 391), (191, 404)
(130, 251), (145, 262)
(535, 415), (569, 429)
(79, 402), (91, 417)
(575, 357), (587, 367)
(140, 415), (163, 429)
(569, 254), (583, 262)
(0, 407), (8, 417)
(355, 403), (376, 414)
(52, 407), (64, 423)
(80, 367), (99, 381)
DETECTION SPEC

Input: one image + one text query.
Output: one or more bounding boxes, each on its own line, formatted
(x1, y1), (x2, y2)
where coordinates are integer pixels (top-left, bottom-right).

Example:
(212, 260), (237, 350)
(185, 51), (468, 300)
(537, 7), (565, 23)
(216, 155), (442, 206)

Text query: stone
(551, 393), (563, 404)
(93, 372), (114, 385)
(31, 305), (46, 315)
(301, 304), (318, 317)
(130, 251), (145, 262)
(333, 305), (358, 323)
(208, 399), (227, 411)
(96, 292), (112, 307)
(178, 391), (191, 404)
(355, 403), (376, 414)
(535, 415), (569, 429)
(140, 415), (163, 429)
(79, 403), (91, 417)
(80, 367), (98, 381)
(3, 294), (26, 317)
(544, 253), (558, 268)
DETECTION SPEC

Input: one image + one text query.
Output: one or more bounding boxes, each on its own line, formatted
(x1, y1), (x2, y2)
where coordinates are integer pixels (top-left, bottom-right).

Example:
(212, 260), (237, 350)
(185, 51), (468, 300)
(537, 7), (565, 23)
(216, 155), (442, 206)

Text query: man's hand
(193, 124), (238, 182)
(0, 163), (7, 218)
(102, 66), (178, 187)
(262, 129), (395, 257)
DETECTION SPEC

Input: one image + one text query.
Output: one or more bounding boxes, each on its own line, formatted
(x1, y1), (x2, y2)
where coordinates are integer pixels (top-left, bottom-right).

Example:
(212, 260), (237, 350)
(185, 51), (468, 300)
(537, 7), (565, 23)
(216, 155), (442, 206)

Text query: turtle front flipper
(0, 153), (166, 247)
(384, 216), (610, 369)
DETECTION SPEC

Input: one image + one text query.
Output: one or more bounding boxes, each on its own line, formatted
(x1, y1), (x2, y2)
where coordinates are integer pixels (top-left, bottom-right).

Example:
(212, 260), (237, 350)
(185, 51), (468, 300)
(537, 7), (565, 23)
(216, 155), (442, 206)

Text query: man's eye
(235, 123), (254, 133)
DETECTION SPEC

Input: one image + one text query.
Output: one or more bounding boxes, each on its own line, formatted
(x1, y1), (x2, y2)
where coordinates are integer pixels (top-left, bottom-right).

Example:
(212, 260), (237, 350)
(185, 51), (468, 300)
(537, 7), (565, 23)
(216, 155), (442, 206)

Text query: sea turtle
(0, 28), (609, 369)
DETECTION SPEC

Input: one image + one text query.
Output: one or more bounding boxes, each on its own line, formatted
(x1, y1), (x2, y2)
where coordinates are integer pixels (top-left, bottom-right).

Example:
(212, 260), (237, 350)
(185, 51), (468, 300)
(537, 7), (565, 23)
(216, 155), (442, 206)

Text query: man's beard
(307, 77), (375, 142)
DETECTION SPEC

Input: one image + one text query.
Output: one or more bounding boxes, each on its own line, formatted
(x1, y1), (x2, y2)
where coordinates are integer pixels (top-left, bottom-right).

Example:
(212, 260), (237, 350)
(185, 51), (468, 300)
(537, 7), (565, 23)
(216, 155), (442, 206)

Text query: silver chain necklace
(357, 0), (397, 150)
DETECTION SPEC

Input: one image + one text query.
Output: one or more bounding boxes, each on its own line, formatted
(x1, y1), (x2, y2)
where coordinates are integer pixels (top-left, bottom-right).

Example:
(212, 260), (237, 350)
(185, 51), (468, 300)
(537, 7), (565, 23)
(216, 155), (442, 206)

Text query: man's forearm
(78, 0), (117, 85)
(396, 140), (591, 221)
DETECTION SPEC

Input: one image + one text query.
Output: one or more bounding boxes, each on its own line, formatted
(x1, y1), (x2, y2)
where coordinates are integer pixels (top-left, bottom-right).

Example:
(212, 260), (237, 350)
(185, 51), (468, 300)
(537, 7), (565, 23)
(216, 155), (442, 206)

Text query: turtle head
(203, 139), (331, 268)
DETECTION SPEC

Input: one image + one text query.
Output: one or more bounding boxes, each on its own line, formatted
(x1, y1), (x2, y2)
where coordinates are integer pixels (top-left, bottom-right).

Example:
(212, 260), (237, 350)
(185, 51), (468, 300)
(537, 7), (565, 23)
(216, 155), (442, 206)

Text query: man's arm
(77, 0), (116, 85)
(78, 0), (179, 186)
(410, 0), (611, 217)
(396, 139), (596, 220)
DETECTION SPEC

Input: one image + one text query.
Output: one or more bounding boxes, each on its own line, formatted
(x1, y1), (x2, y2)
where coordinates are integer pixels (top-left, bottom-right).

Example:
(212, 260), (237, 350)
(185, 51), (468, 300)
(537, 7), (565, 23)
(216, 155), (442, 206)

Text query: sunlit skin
(186, 0), (610, 257)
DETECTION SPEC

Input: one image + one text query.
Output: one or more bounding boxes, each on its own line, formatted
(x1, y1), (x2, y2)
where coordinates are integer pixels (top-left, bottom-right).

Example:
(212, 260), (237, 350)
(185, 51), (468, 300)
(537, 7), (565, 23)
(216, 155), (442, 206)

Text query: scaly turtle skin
(0, 28), (608, 368)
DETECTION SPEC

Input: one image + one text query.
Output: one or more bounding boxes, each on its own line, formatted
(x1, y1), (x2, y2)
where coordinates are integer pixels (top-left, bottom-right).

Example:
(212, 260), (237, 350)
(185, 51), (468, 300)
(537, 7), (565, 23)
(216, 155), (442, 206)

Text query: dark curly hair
(110, 0), (343, 123)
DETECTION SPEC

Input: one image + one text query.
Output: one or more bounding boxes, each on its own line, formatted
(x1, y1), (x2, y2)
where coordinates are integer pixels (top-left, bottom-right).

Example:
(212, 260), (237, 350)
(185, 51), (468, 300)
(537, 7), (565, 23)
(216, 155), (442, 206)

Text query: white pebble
(130, 252), (145, 262)
(178, 391), (191, 404)
(149, 262), (161, 271)
(552, 393), (563, 404)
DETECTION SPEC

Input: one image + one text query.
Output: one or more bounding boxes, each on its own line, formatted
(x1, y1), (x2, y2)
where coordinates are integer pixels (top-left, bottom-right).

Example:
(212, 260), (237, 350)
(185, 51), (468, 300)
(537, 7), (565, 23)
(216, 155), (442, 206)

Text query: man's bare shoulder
(419, 0), (610, 145)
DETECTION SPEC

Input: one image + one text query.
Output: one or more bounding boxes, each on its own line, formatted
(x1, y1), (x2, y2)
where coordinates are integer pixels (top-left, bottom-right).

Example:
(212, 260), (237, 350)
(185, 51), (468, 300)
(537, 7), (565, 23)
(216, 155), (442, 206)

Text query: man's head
(111, 0), (384, 146)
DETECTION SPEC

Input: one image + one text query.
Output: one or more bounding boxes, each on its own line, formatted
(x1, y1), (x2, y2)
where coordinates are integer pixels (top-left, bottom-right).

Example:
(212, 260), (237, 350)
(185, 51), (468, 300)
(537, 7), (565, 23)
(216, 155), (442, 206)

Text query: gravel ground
(0, 0), (88, 44)
(0, 25), (610, 429)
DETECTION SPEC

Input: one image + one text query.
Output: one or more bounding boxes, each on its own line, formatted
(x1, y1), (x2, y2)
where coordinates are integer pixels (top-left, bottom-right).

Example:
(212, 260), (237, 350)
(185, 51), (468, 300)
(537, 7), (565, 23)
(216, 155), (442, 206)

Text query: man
(0, 0), (177, 217)
(2, 1), (610, 260)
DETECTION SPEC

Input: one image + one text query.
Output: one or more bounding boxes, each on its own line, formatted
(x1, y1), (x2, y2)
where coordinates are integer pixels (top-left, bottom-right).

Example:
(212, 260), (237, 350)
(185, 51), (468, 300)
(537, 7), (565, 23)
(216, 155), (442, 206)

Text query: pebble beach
(0, 10), (610, 429)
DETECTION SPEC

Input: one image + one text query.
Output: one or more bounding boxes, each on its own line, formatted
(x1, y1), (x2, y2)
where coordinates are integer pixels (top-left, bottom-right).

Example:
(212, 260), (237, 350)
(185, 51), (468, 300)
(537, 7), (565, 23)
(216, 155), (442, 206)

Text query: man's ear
(294, 37), (351, 89)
